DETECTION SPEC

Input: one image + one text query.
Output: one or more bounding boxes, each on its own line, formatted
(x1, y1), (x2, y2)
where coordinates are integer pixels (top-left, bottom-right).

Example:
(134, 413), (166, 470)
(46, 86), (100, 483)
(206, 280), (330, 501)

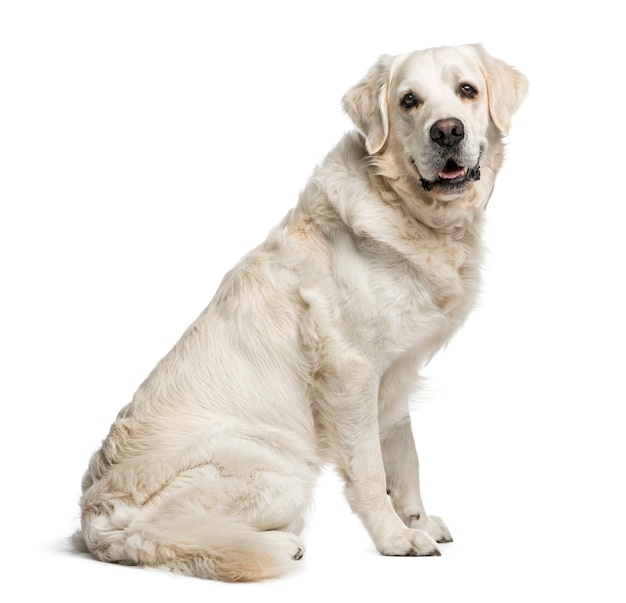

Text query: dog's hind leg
(80, 438), (316, 581)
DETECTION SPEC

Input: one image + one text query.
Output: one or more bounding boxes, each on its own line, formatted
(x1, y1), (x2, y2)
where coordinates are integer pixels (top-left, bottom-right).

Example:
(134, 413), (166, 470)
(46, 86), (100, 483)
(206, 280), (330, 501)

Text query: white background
(2, 1), (625, 601)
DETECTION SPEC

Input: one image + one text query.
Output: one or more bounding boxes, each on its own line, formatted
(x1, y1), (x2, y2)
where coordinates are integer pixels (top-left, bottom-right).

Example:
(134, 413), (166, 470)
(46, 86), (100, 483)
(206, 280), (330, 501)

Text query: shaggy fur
(75, 44), (527, 581)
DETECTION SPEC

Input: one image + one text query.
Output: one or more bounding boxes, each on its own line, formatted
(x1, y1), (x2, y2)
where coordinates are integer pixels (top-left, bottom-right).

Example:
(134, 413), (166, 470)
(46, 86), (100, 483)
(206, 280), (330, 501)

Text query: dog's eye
(459, 84), (478, 99)
(400, 93), (419, 110)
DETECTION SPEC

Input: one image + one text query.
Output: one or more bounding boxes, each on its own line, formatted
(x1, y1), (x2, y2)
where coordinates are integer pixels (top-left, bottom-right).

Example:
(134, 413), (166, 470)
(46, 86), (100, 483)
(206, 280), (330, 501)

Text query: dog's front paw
(424, 515), (452, 543)
(407, 513), (453, 543)
(377, 529), (440, 557)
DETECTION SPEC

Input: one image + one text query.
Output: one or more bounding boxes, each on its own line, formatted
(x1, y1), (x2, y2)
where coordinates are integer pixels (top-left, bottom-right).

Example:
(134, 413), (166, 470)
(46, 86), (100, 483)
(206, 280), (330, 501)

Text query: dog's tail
(75, 508), (304, 582)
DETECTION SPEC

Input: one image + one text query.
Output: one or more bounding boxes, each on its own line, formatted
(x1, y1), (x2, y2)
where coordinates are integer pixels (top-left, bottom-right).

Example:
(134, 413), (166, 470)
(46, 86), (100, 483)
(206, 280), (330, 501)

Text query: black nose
(430, 118), (465, 148)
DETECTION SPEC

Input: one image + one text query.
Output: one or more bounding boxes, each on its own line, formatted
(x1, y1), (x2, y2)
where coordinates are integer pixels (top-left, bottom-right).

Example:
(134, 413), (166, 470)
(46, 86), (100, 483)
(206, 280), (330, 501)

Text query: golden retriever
(75, 44), (527, 581)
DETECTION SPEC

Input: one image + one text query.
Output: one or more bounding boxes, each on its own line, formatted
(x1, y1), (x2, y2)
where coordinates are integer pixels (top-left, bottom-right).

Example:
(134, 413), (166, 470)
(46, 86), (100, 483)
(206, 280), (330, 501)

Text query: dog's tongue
(440, 162), (466, 180)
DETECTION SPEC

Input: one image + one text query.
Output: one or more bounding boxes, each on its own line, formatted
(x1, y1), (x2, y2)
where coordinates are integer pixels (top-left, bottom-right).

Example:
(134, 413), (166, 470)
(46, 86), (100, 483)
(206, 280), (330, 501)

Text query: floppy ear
(476, 45), (528, 135)
(342, 55), (393, 154)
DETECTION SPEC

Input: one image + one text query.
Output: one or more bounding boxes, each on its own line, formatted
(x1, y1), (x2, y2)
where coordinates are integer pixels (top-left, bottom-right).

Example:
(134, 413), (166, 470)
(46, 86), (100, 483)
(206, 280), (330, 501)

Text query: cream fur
(76, 44), (527, 581)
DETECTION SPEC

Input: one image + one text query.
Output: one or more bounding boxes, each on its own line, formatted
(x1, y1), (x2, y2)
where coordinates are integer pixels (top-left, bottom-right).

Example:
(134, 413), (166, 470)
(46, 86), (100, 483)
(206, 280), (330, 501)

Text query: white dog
(76, 44), (527, 581)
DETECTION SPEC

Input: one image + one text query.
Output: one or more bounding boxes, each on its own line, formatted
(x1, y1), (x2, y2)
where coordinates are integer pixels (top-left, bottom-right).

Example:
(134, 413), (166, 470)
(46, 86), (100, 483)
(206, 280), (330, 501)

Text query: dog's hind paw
(265, 531), (305, 561)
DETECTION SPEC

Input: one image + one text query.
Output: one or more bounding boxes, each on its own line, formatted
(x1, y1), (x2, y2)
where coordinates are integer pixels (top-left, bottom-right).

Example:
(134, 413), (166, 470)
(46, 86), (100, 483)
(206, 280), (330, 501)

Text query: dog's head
(343, 45), (527, 203)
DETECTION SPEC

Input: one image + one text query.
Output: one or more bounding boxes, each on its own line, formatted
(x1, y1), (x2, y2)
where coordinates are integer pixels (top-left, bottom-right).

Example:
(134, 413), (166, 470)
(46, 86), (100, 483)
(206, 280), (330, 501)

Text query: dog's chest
(330, 228), (480, 361)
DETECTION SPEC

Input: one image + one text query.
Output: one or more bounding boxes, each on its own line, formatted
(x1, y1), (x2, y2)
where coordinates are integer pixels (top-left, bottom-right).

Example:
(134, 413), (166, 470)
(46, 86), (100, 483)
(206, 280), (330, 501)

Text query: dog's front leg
(380, 417), (452, 543)
(320, 363), (441, 557)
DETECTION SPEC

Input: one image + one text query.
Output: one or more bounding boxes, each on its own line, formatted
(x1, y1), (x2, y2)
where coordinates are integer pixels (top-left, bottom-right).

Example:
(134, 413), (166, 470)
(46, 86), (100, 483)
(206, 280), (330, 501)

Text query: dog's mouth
(413, 158), (481, 193)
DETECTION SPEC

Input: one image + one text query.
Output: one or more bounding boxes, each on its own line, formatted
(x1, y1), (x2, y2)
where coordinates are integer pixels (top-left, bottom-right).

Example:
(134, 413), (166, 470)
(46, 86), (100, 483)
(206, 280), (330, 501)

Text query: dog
(75, 44), (527, 581)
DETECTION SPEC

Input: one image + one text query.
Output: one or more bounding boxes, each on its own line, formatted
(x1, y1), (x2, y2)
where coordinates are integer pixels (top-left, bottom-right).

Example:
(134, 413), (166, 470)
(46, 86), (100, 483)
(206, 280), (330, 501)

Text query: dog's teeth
(440, 166), (467, 180)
